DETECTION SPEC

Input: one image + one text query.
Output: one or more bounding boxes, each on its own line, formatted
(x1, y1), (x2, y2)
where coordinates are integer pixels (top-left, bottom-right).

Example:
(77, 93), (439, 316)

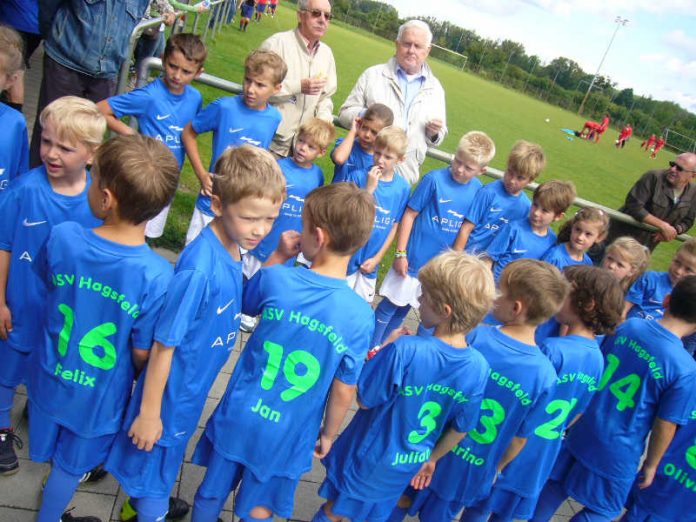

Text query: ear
(553, 212), (565, 223)
(85, 146), (97, 167)
(210, 194), (223, 218)
(97, 186), (118, 214)
(273, 82), (283, 95)
(441, 303), (453, 321)
(4, 72), (19, 92)
(512, 299), (524, 318)
(314, 225), (328, 248)
(316, 146), (328, 158)
(195, 67), (205, 79)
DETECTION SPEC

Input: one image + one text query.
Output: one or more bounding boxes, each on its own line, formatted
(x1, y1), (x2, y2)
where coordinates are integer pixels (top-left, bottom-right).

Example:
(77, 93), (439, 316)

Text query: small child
(98, 33), (206, 239)
(531, 275), (696, 522)
(182, 48), (286, 244)
(254, 0), (267, 21)
(190, 183), (376, 521)
(314, 251), (496, 522)
(454, 139), (545, 254)
(239, 0), (256, 31)
(401, 259), (568, 522)
(330, 103), (393, 183)
(601, 236), (650, 293)
(487, 180), (576, 281)
(268, 0), (279, 17)
(0, 96), (105, 476)
(372, 130), (495, 345)
(344, 126), (410, 302)
(542, 207), (609, 270)
(481, 266), (624, 522)
(0, 24), (29, 189)
(106, 145), (286, 522)
(27, 134), (179, 522)
(625, 237), (696, 320)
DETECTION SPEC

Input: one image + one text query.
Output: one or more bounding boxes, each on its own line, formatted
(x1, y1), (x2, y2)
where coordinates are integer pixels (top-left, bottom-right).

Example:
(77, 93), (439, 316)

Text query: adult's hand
(425, 118), (443, 140)
(301, 77), (327, 96)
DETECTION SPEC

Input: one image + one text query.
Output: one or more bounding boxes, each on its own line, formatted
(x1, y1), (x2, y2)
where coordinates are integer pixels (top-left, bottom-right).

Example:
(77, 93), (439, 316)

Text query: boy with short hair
(532, 275), (696, 522)
(27, 134), (179, 522)
(314, 251), (496, 522)
(454, 140), (546, 254)
(372, 130), (495, 345)
(190, 183), (376, 521)
(0, 96), (105, 476)
(97, 32), (207, 239)
(106, 145), (286, 522)
(182, 48), (286, 244)
(345, 126), (410, 302)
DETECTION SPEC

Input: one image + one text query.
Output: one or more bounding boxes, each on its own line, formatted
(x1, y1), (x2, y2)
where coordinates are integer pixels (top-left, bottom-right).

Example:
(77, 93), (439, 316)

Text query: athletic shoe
(0, 428), (23, 475)
(79, 464), (108, 484)
(60, 508), (102, 522)
(120, 496), (190, 521)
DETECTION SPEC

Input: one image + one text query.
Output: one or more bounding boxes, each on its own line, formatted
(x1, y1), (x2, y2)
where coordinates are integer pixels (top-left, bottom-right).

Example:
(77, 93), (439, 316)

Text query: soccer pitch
(163, 3), (687, 270)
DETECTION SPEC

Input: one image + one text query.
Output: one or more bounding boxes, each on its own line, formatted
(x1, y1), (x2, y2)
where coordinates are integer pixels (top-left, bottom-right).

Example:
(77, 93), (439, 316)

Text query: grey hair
(396, 19), (433, 46)
(297, 0), (310, 10)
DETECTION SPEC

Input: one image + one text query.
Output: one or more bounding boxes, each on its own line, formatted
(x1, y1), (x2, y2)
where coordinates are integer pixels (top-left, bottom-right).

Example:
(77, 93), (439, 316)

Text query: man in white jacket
(338, 19), (447, 185)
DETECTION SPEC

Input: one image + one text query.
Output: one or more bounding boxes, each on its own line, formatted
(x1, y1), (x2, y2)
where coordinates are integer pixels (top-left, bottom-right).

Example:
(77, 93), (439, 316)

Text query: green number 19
(261, 341), (321, 401)
(57, 303), (118, 370)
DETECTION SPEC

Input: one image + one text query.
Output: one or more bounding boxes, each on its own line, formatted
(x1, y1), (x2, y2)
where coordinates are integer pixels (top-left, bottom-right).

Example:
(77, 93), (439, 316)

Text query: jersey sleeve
(462, 186), (492, 225)
(407, 173), (435, 213)
(517, 375), (556, 438)
(154, 268), (209, 347)
(356, 342), (405, 408)
(344, 168), (367, 188)
(13, 127), (29, 180)
(130, 267), (173, 350)
(107, 88), (151, 118)
(0, 185), (20, 250)
(485, 221), (515, 262)
(191, 99), (222, 135)
(242, 268), (266, 317)
(657, 371), (696, 425)
(394, 187), (410, 223)
(625, 274), (648, 305)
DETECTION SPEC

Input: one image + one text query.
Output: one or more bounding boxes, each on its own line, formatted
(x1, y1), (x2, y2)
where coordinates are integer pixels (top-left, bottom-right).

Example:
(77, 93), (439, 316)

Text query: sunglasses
(669, 161), (696, 173)
(302, 8), (332, 20)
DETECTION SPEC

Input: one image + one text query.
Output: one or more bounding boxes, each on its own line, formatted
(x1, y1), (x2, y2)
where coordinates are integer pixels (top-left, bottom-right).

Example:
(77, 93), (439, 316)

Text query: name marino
(51, 273), (141, 318)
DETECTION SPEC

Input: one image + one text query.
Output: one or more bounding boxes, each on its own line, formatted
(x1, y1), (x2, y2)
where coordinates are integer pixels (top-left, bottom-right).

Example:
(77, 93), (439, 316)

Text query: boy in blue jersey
(487, 180), (576, 281)
(313, 251), (497, 522)
(531, 275), (696, 522)
(106, 145), (286, 522)
(625, 237), (696, 320)
(454, 140), (545, 254)
(400, 259), (569, 522)
(190, 183), (376, 522)
(97, 33), (207, 239)
(345, 126), (410, 302)
(372, 131), (495, 345)
(27, 135), (179, 522)
(330, 103), (393, 183)
(0, 96), (105, 477)
(182, 49), (286, 244)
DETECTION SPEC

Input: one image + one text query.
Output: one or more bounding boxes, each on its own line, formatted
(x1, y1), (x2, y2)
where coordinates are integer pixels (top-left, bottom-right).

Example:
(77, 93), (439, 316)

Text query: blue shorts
(0, 342), (29, 387)
(318, 477), (401, 522)
(28, 401), (115, 475)
(240, 5), (253, 18)
(407, 487), (462, 522)
(475, 487), (537, 522)
(105, 429), (187, 498)
(255, 3), (267, 12)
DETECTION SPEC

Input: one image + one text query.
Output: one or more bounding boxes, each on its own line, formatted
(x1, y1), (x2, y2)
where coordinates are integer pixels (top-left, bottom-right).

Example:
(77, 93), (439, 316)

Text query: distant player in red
(579, 114), (610, 143)
(615, 123), (632, 148)
(650, 136), (666, 159)
(269, 0), (278, 16)
(642, 133), (657, 150)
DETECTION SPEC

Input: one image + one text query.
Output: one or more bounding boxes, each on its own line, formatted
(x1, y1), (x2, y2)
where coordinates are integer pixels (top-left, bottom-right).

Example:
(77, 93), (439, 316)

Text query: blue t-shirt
(250, 158), (324, 263)
(120, 226), (243, 447)
(346, 170), (410, 279)
(625, 271), (672, 321)
(0, 0), (39, 34)
(566, 318), (696, 480)
(405, 167), (482, 276)
(107, 77), (202, 168)
(494, 335), (604, 498)
(0, 166), (101, 354)
(331, 137), (373, 183)
(324, 336), (489, 502)
(428, 326), (557, 505)
(541, 243), (592, 271)
(487, 218), (556, 281)
(0, 102), (29, 190)
(28, 222), (173, 438)
(200, 265), (374, 480)
(192, 96), (281, 216)
(464, 179), (531, 254)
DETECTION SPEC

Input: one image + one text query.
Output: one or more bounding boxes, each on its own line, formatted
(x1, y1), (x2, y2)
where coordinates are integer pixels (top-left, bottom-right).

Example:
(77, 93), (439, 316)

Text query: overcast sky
(378, 0), (696, 114)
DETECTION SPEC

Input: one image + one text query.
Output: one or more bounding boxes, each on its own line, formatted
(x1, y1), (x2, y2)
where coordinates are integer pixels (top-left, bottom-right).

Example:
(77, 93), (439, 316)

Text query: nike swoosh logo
(23, 219), (47, 227)
(489, 207), (503, 212)
(234, 312), (242, 320)
(217, 299), (235, 315)
(439, 198), (452, 203)
(512, 249), (527, 254)
(229, 127), (243, 133)
(286, 184), (295, 188)
(156, 114), (170, 120)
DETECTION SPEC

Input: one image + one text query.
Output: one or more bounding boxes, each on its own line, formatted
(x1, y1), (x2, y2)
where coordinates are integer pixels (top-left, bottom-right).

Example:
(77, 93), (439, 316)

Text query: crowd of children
(0, 24), (695, 522)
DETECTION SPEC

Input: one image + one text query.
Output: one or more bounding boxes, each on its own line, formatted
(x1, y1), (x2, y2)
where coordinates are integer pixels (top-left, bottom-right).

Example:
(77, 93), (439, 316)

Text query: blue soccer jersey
(541, 243), (592, 271)
(107, 77), (202, 168)
(0, 166), (101, 354)
(566, 318), (696, 481)
(625, 271), (672, 321)
(251, 158), (324, 263)
(198, 265), (374, 480)
(346, 169), (409, 279)
(0, 102), (29, 189)
(428, 326), (557, 505)
(28, 222), (173, 438)
(405, 167), (482, 276)
(331, 137), (373, 183)
(192, 95), (281, 216)
(464, 179), (531, 254)
(487, 218), (556, 281)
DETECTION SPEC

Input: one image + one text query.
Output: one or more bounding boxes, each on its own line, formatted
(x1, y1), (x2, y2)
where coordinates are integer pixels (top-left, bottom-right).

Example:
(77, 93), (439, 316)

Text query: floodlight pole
(577, 16), (629, 116)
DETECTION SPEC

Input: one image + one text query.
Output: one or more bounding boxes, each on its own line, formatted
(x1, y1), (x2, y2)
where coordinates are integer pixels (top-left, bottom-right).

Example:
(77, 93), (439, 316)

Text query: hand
(276, 230), (302, 261)
(410, 460), (436, 490)
(350, 116), (361, 134)
(128, 415), (163, 451)
(0, 304), (12, 340)
(162, 11), (177, 25)
(638, 464), (657, 489)
(360, 257), (378, 274)
(199, 172), (214, 197)
(313, 430), (334, 459)
(393, 256), (408, 277)
(383, 325), (413, 346)
(657, 222), (678, 241)
(366, 166), (382, 193)
(425, 119), (443, 140)
(301, 77), (327, 96)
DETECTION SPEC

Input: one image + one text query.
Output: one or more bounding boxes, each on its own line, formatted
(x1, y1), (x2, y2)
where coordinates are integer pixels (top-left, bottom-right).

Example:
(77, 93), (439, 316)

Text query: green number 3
(261, 341), (321, 401)
(57, 303), (118, 370)
(534, 398), (578, 440)
(469, 398), (506, 444)
(686, 441), (696, 471)
(408, 401), (442, 444)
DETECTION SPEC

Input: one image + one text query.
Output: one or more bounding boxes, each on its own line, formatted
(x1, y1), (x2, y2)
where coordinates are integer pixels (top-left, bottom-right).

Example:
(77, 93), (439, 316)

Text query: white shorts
(346, 271), (377, 302)
(144, 203), (172, 239)
(242, 253), (263, 279)
(378, 267), (422, 308)
(185, 207), (214, 245)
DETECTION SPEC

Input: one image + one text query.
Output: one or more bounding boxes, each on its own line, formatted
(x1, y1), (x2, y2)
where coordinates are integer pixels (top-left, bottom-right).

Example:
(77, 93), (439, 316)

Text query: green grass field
(155, 2), (689, 272)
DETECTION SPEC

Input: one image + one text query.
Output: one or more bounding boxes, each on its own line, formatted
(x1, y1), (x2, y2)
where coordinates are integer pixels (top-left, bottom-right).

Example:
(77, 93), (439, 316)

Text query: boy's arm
(314, 379), (356, 458)
(638, 418), (678, 489)
(0, 250), (12, 340)
(453, 220), (475, 251)
(96, 100), (136, 137)
(411, 428), (466, 490)
(496, 436), (527, 475)
(360, 223), (397, 274)
(182, 123), (213, 197)
(393, 207), (418, 276)
(132, 348), (150, 374)
(330, 119), (358, 166)
(263, 230), (301, 267)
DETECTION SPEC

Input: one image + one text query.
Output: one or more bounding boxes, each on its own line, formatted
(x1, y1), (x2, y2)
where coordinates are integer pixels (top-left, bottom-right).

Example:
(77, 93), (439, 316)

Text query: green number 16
(57, 303), (118, 370)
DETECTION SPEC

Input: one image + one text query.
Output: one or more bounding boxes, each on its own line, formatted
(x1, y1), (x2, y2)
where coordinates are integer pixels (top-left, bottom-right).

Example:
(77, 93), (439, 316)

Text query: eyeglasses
(302, 8), (332, 20)
(669, 161), (696, 173)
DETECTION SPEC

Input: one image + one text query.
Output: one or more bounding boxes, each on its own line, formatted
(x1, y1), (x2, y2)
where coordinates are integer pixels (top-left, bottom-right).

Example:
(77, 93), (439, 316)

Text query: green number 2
(598, 353), (641, 412)
(408, 401), (442, 444)
(261, 341), (321, 401)
(469, 398), (506, 445)
(534, 398), (578, 440)
(57, 303), (118, 370)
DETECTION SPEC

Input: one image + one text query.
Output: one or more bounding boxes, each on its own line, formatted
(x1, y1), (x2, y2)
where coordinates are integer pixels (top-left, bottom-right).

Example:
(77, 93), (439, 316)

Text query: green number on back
(686, 441), (696, 471)
(57, 304), (74, 357)
(408, 401), (442, 444)
(534, 398), (578, 440)
(261, 341), (283, 391)
(597, 353), (641, 412)
(260, 341), (321, 401)
(56, 303), (117, 370)
(469, 398), (506, 445)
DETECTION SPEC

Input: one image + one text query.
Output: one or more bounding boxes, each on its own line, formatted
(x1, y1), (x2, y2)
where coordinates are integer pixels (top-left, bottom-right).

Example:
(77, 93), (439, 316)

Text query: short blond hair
(604, 237), (650, 291)
(245, 49), (287, 85)
(39, 96), (106, 150)
(499, 259), (569, 326)
(0, 25), (23, 77)
(457, 131), (496, 166)
(418, 251), (496, 334)
(677, 237), (696, 257)
(374, 126), (408, 157)
(213, 145), (286, 206)
(507, 140), (545, 181)
(533, 180), (576, 215)
(297, 118), (336, 151)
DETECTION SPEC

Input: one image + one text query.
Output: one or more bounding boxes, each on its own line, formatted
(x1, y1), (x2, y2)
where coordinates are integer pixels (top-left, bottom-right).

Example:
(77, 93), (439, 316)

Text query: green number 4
(598, 353), (641, 412)
(408, 401), (442, 444)
(261, 341), (321, 401)
(57, 303), (118, 370)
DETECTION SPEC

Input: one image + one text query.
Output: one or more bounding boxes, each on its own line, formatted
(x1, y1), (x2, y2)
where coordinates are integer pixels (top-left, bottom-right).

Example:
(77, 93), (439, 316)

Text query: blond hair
(604, 236), (650, 291)
(245, 49), (287, 85)
(677, 237), (696, 257)
(374, 126), (408, 157)
(39, 96), (106, 150)
(0, 25), (23, 77)
(297, 118), (336, 151)
(213, 145), (286, 205)
(418, 251), (496, 334)
(507, 140), (545, 181)
(457, 131), (496, 166)
(533, 180), (576, 215)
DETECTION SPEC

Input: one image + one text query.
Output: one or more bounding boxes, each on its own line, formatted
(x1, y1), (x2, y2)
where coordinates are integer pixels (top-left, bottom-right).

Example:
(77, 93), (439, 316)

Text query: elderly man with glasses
(260, 0), (336, 158)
